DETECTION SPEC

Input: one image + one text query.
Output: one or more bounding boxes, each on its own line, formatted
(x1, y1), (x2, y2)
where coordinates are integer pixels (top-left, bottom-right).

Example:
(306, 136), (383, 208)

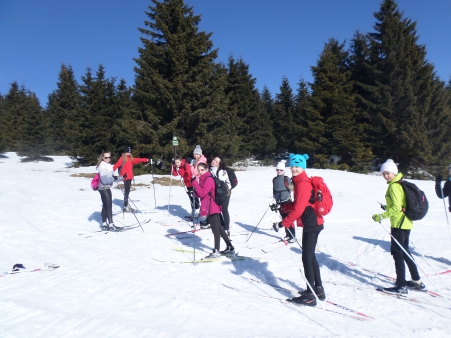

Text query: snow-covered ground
(1, 152), (451, 337)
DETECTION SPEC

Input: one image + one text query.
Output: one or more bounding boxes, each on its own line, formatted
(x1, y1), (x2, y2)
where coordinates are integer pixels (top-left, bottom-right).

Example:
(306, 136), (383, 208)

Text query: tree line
(0, 0), (450, 173)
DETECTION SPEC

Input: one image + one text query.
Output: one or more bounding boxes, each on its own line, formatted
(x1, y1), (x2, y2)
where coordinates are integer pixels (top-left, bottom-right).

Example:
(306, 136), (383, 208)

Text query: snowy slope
(1, 152), (451, 337)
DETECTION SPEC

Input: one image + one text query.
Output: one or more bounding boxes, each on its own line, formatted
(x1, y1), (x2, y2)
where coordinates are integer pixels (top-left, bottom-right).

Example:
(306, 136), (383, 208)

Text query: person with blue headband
(273, 153), (325, 307)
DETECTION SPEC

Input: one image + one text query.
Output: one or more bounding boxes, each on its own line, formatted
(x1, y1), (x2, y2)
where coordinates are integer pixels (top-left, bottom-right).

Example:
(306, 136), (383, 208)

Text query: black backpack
(226, 168), (238, 189)
(208, 176), (229, 207)
(397, 180), (429, 221)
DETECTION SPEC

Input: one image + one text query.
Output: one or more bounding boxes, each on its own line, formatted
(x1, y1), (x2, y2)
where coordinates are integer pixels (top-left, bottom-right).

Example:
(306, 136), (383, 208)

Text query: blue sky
(1, 0), (450, 106)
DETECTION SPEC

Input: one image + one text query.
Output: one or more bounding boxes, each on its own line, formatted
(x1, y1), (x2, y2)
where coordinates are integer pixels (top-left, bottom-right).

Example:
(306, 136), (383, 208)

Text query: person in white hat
(372, 159), (425, 295)
(271, 160), (295, 241)
(435, 163), (451, 213)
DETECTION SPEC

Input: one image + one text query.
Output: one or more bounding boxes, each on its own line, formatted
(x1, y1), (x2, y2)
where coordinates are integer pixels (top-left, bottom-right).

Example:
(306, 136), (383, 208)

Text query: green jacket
(382, 173), (413, 229)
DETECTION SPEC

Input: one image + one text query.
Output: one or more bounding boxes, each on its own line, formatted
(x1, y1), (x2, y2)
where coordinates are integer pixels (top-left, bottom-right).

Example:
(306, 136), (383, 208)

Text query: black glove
(171, 159), (175, 165)
(436, 174), (443, 183)
(191, 176), (196, 183)
(123, 173), (127, 180)
(270, 203), (280, 212)
(273, 222), (283, 232)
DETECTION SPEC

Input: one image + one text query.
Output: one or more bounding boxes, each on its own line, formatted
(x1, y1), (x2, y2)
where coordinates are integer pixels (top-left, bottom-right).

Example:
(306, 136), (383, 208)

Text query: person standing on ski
(192, 162), (234, 258)
(372, 159), (425, 294)
(272, 160), (295, 242)
(435, 164), (451, 212)
(210, 156), (232, 237)
(113, 146), (150, 212)
(96, 151), (124, 230)
(172, 155), (199, 215)
(273, 153), (325, 307)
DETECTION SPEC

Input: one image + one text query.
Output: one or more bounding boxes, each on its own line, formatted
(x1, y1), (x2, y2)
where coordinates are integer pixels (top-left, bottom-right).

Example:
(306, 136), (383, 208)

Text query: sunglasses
(104, 156), (111, 159)
(276, 169), (284, 172)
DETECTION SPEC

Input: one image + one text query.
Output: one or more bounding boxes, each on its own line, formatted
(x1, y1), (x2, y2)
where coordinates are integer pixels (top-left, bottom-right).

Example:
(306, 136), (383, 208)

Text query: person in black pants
(435, 164), (451, 212)
(210, 156), (232, 235)
(96, 151), (123, 230)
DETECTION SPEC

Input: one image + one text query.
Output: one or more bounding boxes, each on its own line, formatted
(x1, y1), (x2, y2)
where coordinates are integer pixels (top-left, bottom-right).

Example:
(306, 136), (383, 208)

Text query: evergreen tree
(47, 64), (81, 154)
(225, 56), (275, 158)
(134, 0), (237, 160)
(272, 76), (296, 152)
(67, 65), (122, 165)
(0, 93), (6, 153)
(365, 0), (438, 166)
(309, 38), (372, 168)
(292, 78), (310, 153)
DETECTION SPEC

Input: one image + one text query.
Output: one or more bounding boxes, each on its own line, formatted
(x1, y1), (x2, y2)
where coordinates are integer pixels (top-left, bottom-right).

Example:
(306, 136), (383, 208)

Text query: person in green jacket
(372, 159), (425, 295)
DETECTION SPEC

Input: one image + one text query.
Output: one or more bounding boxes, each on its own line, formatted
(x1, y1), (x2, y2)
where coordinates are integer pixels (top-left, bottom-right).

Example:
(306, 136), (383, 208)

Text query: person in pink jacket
(192, 162), (234, 258)
(190, 145), (207, 178)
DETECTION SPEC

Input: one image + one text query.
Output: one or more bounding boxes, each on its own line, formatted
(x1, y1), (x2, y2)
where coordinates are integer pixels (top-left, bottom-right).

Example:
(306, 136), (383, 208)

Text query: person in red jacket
(113, 146), (150, 212)
(172, 155), (200, 215)
(274, 153), (325, 307)
(192, 162), (234, 259)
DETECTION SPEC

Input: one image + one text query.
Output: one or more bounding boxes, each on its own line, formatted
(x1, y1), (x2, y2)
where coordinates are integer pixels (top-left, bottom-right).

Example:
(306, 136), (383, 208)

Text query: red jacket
(171, 159), (193, 187)
(113, 156), (148, 181)
(192, 171), (221, 217)
(281, 171), (323, 230)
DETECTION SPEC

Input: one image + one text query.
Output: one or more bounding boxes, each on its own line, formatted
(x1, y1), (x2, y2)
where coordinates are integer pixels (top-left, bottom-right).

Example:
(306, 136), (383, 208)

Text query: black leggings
(208, 213), (232, 251)
(186, 187), (200, 210)
(219, 195), (231, 230)
(391, 228), (420, 286)
(302, 231), (322, 292)
(99, 189), (113, 224)
(123, 180), (131, 207)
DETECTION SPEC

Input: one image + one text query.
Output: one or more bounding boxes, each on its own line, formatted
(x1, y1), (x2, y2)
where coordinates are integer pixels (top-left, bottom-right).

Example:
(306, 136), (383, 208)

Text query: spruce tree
(272, 77), (296, 152)
(292, 78), (310, 154)
(47, 64), (81, 154)
(134, 0), (236, 160)
(0, 93), (6, 153)
(309, 39), (372, 168)
(226, 56), (275, 158)
(365, 0), (439, 166)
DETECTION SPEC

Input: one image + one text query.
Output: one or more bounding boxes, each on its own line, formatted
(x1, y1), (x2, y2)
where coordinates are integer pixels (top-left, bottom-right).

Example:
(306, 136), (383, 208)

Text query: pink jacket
(190, 155), (208, 178)
(192, 171), (221, 217)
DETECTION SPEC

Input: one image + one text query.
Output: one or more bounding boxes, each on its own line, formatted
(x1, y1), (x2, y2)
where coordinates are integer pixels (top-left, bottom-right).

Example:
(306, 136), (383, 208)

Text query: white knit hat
(380, 159), (398, 175)
(276, 160), (286, 170)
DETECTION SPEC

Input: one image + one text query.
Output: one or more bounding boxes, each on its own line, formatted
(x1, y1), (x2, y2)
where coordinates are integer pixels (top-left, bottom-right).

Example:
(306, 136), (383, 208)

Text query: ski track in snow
(1, 152), (451, 337)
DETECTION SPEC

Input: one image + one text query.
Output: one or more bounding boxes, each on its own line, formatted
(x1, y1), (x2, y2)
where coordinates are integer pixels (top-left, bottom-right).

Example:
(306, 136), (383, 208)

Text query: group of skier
(94, 144), (451, 307)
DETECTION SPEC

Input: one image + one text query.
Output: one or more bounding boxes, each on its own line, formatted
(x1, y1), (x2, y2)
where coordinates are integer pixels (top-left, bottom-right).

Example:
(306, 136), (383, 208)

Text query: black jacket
(435, 178), (451, 211)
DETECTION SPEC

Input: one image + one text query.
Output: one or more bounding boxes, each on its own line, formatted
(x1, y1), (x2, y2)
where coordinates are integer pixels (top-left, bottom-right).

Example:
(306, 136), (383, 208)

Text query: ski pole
(245, 205), (269, 243)
(438, 180), (451, 243)
(410, 240), (451, 292)
(280, 230), (342, 337)
(168, 164), (173, 213)
(117, 184), (145, 233)
(149, 159), (157, 209)
(377, 222), (451, 307)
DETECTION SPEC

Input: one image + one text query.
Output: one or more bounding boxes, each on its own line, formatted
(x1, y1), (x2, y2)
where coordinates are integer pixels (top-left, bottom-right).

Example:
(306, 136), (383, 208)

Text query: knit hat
(123, 146), (131, 153)
(276, 160), (286, 170)
(289, 153), (309, 169)
(380, 159), (398, 175)
(193, 145), (202, 156)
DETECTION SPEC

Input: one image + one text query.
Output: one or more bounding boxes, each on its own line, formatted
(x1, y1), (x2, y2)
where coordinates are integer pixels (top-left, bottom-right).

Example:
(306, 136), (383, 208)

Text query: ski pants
(302, 230), (322, 292)
(219, 194), (231, 231)
(390, 228), (420, 286)
(98, 189), (113, 224)
(123, 180), (131, 207)
(186, 187), (200, 211)
(208, 213), (232, 251)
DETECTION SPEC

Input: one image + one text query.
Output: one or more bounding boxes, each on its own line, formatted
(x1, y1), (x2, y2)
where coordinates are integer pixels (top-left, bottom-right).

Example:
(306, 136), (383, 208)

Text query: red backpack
(310, 176), (333, 216)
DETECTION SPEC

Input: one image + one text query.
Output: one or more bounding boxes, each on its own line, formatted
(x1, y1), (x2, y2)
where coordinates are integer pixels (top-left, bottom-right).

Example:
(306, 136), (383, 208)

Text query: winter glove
(123, 173), (127, 180)
(191, 176), (196, 183)
(436, 174), (443, 183)
(372, 214), (382, 222)
(273, 222), (283, 232)
(270, 203), (280, 212)
(171, 159), (175, 165)
(114, 175), (124, 182)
